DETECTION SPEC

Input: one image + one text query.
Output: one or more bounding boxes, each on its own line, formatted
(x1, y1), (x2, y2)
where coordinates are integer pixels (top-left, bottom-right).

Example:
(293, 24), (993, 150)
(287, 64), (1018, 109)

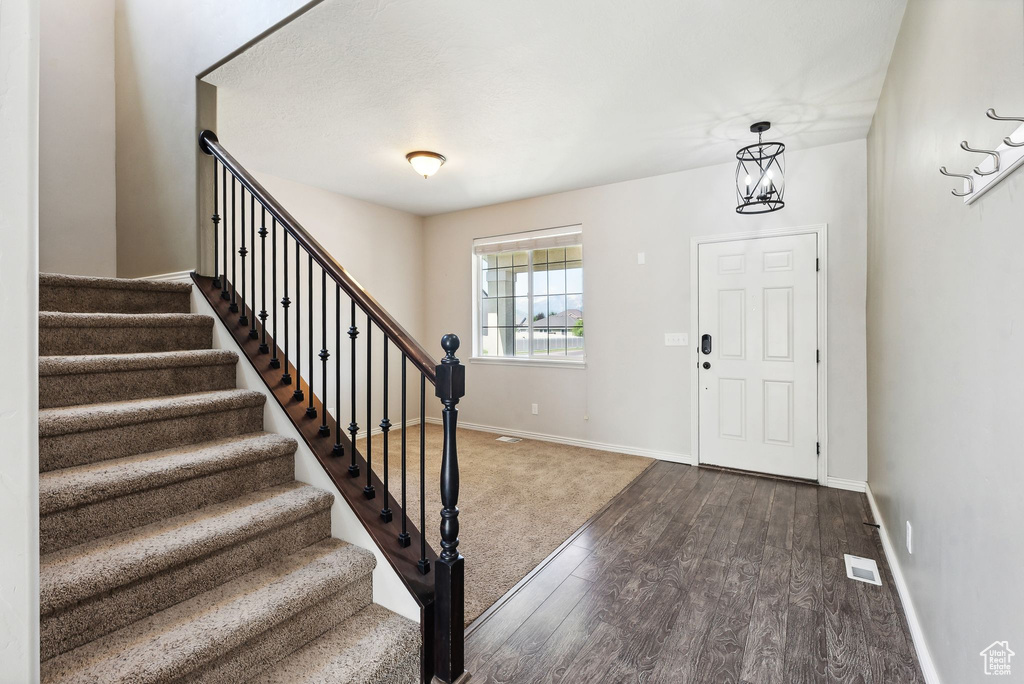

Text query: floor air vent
(496, 436), (522, 443)
(844, 554), (882, 585)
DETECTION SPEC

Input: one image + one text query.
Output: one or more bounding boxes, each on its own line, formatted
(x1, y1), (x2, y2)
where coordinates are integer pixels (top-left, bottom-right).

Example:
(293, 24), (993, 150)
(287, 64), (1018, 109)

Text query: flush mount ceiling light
(735, 121), (785, 214)
(406, 151), (446, 179)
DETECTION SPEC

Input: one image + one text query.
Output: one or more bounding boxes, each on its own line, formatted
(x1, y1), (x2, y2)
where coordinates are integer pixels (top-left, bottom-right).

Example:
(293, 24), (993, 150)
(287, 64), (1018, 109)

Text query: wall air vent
(844, 554), (882, 585)
(496, 436), (522, 443)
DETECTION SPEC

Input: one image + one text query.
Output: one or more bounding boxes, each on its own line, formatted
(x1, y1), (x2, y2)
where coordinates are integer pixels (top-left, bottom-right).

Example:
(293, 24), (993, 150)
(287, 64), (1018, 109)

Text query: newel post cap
(435, 334), (465, 402)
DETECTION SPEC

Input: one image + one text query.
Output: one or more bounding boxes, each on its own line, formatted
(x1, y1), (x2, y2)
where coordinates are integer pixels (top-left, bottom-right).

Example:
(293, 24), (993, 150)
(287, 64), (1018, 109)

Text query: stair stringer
(161, 272), (420, 622)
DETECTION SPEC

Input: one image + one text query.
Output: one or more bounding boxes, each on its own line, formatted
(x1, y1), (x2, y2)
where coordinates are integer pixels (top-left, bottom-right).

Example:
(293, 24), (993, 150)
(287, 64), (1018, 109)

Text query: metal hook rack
(941, 108), (1024, 204)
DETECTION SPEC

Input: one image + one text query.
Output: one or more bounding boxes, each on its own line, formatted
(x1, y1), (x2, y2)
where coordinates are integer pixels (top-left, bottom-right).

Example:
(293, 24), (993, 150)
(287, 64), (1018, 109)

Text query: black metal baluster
(258, 207), (269, 352)
(398, 353), (410, 547)
(434, 334), (466, 683)
(221, 166), (229, 301)
(333, 283), (343, 457)
(230, 177), (238, 312)
(418, 374), (429, 574)
(281, 232), (292, 384)
(348, 301), (360, 477)
(380, 338), (392, 522)
(270, 218), (280, 369)
(293, 242), (303, 401)
(319, 270), (329, 434)
(238, 186), (248, 325)
(307, 254), (316, 417)
(211, 159), (221, 290)
(249, 194), (258, 339)
(364, 315), (375, 499)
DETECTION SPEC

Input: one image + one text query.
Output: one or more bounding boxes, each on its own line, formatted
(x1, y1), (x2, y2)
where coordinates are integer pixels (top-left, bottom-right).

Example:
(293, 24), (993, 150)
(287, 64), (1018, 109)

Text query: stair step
(39, 389), (266, 471)
(41, 538), (376, 684)
(251, 603), (421, 684)
(40, 432), (297, 553)
(39, 311), (213, 356)
(39, 272), (192, 314)
(39, 349), (238, 408)
(40, 482), (334, 661)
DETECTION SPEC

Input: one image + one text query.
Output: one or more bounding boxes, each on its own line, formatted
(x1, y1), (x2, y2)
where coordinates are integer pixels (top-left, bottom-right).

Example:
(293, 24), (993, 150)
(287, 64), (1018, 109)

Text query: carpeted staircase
(38, 273), (420, 683)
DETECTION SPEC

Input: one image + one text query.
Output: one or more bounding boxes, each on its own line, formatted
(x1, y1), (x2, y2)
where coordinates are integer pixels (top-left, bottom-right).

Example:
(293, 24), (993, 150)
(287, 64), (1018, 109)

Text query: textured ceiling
(206, 0), (906, 216)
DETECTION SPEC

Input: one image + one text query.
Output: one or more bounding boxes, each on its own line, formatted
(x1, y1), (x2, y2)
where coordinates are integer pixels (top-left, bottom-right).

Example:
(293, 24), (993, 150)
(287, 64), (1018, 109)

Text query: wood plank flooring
(465, 461), (924, 684)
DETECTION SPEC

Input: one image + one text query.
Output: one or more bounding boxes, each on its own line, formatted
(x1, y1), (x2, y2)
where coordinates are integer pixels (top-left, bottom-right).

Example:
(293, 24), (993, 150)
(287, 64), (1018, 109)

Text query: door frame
(689, 223), (828, 485)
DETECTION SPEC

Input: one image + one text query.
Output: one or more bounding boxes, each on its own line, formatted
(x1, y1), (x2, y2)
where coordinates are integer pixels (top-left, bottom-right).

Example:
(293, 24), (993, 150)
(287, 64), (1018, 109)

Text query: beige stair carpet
(38, 273), (418, 683)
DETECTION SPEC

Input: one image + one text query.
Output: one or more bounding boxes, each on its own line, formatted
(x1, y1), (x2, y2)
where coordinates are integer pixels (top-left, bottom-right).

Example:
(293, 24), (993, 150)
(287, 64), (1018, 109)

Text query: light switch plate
(665, 333), (688, 346)
(637, 252), (646, 265)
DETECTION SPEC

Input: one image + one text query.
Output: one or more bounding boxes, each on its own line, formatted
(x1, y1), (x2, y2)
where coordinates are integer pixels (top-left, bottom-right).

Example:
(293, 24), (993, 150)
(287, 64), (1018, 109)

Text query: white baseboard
(865, 484), (941, 684)
(826, 476), (867, 492)
(137, 269), (194, 283)
(423, 417), (693, 464)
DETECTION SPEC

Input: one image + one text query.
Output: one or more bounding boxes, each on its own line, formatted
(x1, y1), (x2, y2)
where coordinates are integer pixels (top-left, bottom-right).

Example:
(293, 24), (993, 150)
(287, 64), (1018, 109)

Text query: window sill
(469, 356), (587, 370)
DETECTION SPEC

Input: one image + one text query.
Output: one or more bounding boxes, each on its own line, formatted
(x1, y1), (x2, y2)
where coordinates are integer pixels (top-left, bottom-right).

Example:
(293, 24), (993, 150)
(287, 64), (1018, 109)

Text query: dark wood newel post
(433, 333), (466, 684)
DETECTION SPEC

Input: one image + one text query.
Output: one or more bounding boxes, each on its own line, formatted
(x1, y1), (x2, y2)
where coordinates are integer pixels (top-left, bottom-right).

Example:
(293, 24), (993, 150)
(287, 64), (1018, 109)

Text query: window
(474, 226), (584, 364)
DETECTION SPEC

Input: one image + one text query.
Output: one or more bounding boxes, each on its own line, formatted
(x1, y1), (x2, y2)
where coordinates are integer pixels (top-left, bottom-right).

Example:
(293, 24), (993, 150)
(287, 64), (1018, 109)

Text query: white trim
(826, 477), (867, 492)
(424, 417), (692, 464)
(469, 356), (586, 370)
(136, 269), (194, 283)
(865, 484), (942, 684)
(689, 223), (829, 485)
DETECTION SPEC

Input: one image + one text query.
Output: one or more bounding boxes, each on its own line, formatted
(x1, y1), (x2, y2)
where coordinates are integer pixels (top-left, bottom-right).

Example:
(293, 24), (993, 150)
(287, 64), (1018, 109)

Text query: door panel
(697, 233), (818, 480)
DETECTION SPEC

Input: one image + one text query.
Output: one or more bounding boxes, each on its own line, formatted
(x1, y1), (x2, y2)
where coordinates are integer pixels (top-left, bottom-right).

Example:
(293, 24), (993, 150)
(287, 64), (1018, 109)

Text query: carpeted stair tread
(39, 349), (239, 408)
(40, 482), (332, 615)
(41, 539), (376, 684)
(39, 389), (264, 438)
(39, 349), (237, 376)
(40, 272), (193, 293)
(40, 432), (296, 515)
(39, 273), (192, 314)
(39, 310), (211, 329)
(39, 311), (214, 355)
(251, 603), (420, 684)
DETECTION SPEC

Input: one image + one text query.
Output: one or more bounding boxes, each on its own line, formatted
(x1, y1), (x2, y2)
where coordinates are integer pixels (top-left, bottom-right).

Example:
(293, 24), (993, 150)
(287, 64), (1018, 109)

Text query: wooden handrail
(199, 130), (438, 385)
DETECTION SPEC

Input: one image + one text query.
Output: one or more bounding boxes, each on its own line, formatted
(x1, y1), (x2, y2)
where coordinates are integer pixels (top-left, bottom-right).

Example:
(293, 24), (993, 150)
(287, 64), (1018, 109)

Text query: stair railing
(198, 130), (466, 683)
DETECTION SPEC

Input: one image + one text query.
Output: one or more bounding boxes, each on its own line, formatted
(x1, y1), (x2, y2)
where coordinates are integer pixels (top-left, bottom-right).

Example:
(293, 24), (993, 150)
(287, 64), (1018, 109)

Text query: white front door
(697, 233), (818, 480)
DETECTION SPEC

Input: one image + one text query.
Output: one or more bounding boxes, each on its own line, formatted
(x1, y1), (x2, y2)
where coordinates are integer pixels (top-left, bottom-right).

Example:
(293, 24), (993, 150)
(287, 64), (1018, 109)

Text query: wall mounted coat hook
(985, 109), (1024, 147)
(939, 166), (974, 197)
(960, 141), (1000, 175)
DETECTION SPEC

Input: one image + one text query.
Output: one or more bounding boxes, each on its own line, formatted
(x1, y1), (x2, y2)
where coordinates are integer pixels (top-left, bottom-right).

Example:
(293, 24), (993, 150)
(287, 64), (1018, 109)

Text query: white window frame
(471, 225), (585, 369)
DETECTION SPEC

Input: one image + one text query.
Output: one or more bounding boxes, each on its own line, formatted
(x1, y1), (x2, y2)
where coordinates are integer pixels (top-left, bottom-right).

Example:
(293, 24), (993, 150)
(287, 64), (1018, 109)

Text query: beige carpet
(366, 424), (651, 623)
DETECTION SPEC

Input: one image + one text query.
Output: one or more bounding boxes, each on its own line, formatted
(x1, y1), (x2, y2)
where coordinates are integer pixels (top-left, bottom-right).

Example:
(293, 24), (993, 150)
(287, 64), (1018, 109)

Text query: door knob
(702, 361), (711, 370)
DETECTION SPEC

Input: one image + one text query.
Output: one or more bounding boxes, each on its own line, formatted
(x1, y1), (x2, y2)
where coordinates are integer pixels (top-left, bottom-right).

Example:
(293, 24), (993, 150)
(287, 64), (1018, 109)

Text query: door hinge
(816, 349), (820, 363)
(816, 257), (820, 272)
(816, 441), (821, 456)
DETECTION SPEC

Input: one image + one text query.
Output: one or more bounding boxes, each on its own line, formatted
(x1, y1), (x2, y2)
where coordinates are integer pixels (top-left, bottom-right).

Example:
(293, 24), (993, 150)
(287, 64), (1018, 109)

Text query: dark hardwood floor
(464, 461), (924, 684)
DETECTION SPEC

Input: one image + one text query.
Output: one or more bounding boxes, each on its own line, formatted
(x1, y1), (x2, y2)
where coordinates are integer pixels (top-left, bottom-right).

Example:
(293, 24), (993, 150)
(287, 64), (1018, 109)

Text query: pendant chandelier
(735, 121), (785, 214)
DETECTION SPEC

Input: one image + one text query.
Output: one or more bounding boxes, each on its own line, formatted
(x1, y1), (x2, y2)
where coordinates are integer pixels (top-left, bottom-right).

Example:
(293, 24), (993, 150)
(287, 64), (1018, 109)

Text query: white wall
(0, 0), (40, 680)
(424, 139), (868, 481)
(866, 1), (1024, 682)
(39, 0), (117, 277)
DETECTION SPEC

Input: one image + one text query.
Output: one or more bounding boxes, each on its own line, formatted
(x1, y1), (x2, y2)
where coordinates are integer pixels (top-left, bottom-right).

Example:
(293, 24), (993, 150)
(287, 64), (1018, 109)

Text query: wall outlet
(637, 252), (646, 265)
(665, 333), (688, 346)
(531, 403), (538, 415)
(906, 521), (913, 554)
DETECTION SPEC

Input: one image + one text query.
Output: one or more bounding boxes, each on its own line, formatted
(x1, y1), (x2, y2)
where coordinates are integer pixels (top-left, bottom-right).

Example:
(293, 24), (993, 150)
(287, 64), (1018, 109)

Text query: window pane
(514, 326), (529, 356)
(566, 293), (583, 312)
(496, 267), (514, 297)
(482, 268), (496, 297)
(548, 262), (566, 295)
(547, 295), (567, 321)
(497, 253), (513, 268)
(532, 249), (547, 264)
(481, 298), (497, 326)
(565, 245), (582, 261)
(496, 327), (515, 356)
(497, 297), (515, 326)
(532, 263), (548, 296)
(532, 296), (548, 324)
(547, 247), (565, 262)
(514, 297), (529, 326)
(548, 328), (567, 356)
(566, 261), (583, 293)
(513, 250), (528, 266)
(514, 266), (529, 297)
(480, 327), (494, 356)
(480, 254), (496, 270)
